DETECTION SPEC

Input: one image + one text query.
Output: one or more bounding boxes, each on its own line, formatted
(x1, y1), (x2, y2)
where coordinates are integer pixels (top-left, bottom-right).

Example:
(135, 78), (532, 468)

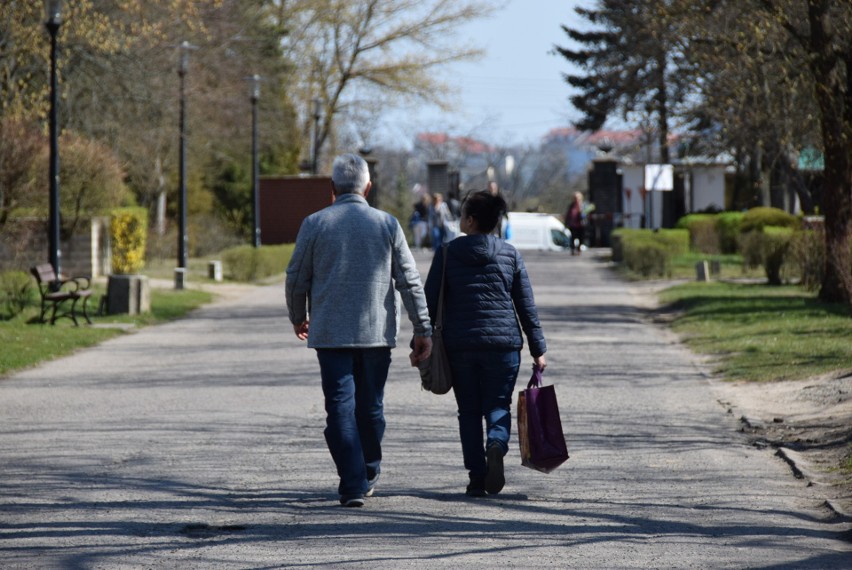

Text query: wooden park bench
(30, 264), (93, 326)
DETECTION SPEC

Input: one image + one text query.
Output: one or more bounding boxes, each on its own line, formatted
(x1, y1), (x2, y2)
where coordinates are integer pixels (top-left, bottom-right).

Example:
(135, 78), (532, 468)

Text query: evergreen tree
(555, 1), (693, 163)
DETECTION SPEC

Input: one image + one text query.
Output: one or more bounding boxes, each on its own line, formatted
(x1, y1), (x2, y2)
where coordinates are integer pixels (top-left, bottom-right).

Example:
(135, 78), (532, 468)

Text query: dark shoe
(485, 442), (505, 495)
(340, 495), (365, 507)
(466, 474), (486, 497)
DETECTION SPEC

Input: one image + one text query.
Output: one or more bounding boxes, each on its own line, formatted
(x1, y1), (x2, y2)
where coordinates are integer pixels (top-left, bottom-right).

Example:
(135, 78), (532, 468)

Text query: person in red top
(563, 192), (586, 255)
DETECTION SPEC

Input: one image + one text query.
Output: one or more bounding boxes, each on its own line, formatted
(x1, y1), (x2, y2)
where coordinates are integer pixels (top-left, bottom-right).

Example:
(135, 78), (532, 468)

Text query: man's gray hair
(332, 153), (370, 194)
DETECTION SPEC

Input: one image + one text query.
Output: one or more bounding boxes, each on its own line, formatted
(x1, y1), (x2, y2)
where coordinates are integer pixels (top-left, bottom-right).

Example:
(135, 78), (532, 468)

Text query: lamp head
(250, 74), (261, 102)
(179, 41), (191, 75)
(44, 0), (62, 29)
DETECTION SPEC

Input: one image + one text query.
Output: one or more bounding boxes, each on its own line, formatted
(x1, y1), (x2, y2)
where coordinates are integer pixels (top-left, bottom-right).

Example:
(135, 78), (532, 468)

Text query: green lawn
(669, 252), (764, 280)
(0, 286), (212, 377)
(659, 281), (852, 382)
(614, 250), (765, 281)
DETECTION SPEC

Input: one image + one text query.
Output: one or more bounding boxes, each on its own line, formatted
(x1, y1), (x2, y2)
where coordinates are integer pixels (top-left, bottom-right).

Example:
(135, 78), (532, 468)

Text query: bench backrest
(31, 264), (57, 286)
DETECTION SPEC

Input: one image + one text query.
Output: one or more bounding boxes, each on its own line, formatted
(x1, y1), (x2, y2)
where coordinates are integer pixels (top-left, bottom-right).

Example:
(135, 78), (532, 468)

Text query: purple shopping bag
(517, 365), (569, 473)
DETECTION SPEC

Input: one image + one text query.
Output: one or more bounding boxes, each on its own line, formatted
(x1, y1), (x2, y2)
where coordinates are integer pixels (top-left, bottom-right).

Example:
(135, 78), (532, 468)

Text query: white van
(506, 212), (572, 251)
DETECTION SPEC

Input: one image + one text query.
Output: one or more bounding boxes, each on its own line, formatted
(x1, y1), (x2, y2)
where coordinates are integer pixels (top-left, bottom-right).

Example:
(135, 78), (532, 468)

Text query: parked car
(506, 212), (572, 251)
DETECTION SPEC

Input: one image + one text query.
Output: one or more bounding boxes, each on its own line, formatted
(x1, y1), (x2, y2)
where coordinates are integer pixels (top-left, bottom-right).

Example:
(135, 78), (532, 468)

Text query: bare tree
(276, 0), (489, 170)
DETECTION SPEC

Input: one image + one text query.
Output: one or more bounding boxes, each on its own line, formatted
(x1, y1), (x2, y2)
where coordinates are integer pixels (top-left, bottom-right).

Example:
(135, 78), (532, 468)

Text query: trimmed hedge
(675, 213), (718, 254)
(790, 227), (825, 291)
(740, 226), (795, 285)
(221, 244), (295, 282)
(674, 213), (716, 230)
(611, 229), (689, 277)
(675, 212), (749, 254)
(740, 207), (799, 233)
(716, 211), (744, 254)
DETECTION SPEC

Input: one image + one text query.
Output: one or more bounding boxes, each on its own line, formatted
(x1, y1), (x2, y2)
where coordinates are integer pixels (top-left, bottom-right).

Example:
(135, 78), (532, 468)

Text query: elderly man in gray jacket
(286, 153), (433, 507)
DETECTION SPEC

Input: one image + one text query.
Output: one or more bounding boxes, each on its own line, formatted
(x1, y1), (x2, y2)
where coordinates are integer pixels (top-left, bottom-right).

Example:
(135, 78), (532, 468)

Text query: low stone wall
(0, 218), (111, 278)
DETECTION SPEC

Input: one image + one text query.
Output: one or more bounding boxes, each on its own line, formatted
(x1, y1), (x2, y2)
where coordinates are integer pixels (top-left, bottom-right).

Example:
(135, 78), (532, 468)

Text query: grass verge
(0, 287), (212, 377)
(659, 281), (852, 382)
(669, 252), (763, 280)
(615, 251), (764, 281)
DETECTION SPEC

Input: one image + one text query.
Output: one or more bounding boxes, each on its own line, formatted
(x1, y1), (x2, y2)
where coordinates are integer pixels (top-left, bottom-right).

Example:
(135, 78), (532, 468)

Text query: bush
(221, 244), (295, 282)
(675, 214), (720, 254)
(740, 207), (799, 234)
(716, 211), (744, 254)
(651, 229), (690, 256)
(611, 229), (689, 277)
(623, 239), (673, 277)
(674, 213), (716, 230)
(110, 207), (148, 274)
(0, 270), (33, 319)
(790, 227), (825, 292)
(740, 227), (794, 285)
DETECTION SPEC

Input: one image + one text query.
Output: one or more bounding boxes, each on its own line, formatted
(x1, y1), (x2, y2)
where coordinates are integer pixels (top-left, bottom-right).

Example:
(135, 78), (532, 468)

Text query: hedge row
(220, 244), (295, 282)
(611, 228), (689, 277)
(621, 207), (843, 287)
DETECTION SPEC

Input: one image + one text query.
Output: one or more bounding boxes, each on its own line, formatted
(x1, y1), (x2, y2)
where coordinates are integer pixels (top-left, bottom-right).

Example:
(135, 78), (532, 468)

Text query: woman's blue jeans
(316, 348), (391, 498)
(448, 349), (520, 477)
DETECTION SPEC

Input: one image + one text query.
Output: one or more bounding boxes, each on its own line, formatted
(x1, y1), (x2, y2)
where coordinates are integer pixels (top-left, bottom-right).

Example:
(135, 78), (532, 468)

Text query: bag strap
(435, 244), (448, 331)
(527, 364), (543, 389)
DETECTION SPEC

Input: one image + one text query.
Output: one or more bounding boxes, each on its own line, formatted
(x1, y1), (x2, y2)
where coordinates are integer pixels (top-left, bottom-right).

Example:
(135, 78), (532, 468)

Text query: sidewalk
(0, 249), (849, 568)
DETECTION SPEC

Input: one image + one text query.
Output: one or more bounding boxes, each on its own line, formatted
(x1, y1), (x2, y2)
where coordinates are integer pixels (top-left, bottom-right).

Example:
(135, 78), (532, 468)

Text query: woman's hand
(293, 320), (309, 340)
(533, 354), (547, 371)
(409, 336), (433, 366)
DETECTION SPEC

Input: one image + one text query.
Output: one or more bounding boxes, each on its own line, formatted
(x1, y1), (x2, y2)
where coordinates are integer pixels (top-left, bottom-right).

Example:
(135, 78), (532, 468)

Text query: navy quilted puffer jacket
(424, 234), (546, 357)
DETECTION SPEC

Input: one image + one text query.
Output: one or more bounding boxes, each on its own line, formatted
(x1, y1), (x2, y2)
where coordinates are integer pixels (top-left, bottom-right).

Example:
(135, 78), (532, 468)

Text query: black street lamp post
(44, 0), (62, 288)
(311, 98), (321, 175)
(250, 75), (261, 248)
(176, 41), (190, 287)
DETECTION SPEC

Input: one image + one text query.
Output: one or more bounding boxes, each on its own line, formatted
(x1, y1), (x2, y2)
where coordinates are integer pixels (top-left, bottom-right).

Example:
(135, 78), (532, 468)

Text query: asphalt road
(0, 250), (849, 569)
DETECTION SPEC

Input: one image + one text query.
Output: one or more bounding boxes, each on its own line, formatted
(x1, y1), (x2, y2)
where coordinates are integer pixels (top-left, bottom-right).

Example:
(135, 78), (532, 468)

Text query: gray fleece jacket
(285, 192), (432, 348)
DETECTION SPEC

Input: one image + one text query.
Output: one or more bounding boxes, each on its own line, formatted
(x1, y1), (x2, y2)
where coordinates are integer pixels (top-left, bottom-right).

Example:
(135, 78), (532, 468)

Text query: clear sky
(379, 0), (588, 148)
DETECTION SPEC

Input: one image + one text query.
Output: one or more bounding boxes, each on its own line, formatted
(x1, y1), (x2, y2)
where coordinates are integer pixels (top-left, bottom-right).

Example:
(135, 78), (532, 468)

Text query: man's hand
(533, 354), (547, 371)
(293, 320), (309, 341)
(409, 336), (433, 366)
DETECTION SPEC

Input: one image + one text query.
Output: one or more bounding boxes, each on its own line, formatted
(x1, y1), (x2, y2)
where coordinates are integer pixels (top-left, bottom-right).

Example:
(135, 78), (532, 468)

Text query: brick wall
(0, 218), (110, 278)
(260, 176), (333, 244)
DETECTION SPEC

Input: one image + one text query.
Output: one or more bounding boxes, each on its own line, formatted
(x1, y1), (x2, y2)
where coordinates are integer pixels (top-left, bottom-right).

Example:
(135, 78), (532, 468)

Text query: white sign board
(645, 164), (674, 191)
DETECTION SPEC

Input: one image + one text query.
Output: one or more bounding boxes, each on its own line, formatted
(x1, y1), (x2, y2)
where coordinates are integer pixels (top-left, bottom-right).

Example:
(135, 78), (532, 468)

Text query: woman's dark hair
(461, 189), (507, 234)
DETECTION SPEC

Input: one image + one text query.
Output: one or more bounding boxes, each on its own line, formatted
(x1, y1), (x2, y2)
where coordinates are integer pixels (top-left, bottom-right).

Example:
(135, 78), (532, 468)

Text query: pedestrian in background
(423, 189), (547, 497)
(286, 153), (433, 508)
(429, 193), (454, 250)
(563, 191), (586, 255)
(410, 193), (431, 250)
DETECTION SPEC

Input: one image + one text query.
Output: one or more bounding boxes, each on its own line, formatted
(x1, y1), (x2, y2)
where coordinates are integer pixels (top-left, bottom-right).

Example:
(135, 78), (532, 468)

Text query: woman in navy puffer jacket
(424, 190), (547, 497)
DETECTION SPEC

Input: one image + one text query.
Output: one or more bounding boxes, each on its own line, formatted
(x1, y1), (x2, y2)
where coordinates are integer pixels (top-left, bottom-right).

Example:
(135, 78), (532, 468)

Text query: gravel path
(0, 250), (849, 568)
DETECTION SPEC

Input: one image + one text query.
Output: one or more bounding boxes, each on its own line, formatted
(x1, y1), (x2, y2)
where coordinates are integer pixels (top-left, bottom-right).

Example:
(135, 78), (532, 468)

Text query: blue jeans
(431, 226), (444, 251)
(448, 349), (520, 477)
(316, 348), (391, 498)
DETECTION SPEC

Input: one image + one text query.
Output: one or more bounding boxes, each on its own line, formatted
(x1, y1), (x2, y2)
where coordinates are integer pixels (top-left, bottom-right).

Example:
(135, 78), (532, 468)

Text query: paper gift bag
(517, 365), (569, 473)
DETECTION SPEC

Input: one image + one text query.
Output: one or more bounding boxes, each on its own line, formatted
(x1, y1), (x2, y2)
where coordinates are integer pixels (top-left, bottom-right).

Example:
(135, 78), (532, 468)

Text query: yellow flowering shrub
(110, 208), (148, 274)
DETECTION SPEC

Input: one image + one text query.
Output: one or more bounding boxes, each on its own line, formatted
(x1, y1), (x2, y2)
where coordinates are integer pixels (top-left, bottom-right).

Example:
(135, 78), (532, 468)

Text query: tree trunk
(818, 135), (852, 305)
(655, 53), (670, 165)
(808, 1), (852, 305)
